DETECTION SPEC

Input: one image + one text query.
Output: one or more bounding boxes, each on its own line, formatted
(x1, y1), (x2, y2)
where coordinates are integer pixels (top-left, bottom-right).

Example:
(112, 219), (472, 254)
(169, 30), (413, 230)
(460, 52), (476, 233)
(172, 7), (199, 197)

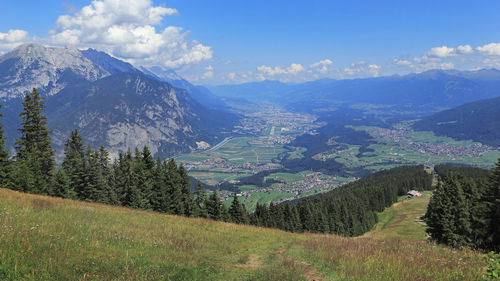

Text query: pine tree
(15, 88), (55, 193)
(206, 190), (223, 220)
(229, 193), (246, 224)
(118, 149), (143, 208)
(98, 146), (118, 205)
(165, 158), (183, 214)
(0, 102), (11, 187)
(178, 164), (194, 216)
(62, 130), (86, 199)
(51, 169), (75, 199)
(488, 158), (500, 250)
(194, 181), (208, 218)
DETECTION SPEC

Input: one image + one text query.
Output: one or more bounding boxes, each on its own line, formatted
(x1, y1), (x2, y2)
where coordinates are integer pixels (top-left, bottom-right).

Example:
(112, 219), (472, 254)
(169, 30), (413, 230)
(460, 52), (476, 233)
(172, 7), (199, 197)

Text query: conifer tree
(178, 164), (195, 216)
(166, 158), (183, 214)
(119, 149), (144, 208)
(51, 169), (75, 199)
(206, 190), (223, 220)
(229, 193), (246, 224)
(15, 88), (55, 192)
(63, 130), (86, 199)
(0, 103), (11, 187)
(98, 146), (118, 204)
(194, 181), (208, 218)
(489, 158), (500, 250)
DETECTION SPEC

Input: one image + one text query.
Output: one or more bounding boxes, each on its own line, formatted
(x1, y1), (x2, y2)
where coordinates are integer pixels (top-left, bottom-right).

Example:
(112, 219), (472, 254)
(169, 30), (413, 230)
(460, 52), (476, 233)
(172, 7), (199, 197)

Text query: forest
(425, 164), (500, 251)
(0, 88), (498, 251)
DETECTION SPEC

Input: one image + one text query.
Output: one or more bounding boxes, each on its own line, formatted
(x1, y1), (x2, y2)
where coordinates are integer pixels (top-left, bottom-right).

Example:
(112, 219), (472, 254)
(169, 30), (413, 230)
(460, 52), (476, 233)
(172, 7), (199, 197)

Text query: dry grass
(0, 188), (488, 281)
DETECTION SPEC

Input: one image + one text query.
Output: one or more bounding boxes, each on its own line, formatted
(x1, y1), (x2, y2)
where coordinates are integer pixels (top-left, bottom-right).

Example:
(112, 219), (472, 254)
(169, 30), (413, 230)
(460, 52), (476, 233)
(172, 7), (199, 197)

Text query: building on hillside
(407, 190), (422, 198)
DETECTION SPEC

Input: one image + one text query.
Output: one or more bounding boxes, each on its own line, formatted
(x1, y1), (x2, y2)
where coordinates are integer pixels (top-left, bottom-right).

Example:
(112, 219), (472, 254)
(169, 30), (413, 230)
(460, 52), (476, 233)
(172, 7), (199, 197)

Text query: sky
(1, 0), (500, 84)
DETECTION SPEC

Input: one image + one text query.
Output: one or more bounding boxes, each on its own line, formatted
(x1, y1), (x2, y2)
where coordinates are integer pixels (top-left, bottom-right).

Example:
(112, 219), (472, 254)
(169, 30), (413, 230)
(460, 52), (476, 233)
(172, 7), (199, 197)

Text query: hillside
(0, 44), (239, 158)
(413, 96), (500, 146)
(44, 72), (238, 159)
(0, 188), (486, 281)
(364, 191), (431, 240)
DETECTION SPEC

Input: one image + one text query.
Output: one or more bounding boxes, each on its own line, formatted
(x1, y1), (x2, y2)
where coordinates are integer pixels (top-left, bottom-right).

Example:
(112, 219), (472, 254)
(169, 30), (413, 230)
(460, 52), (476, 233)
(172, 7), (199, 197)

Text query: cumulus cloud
(310, 59), (333, 73)
(457, 44), (473, 54)
(476, 43), (500, 56)
(427, 46), (456, 58)
(394, 59), (412, 66)
(0, 29), (31, 53)
(201, 65), (214, 79)
(0, 0), (212, 68)
(257, 63), (305, 76)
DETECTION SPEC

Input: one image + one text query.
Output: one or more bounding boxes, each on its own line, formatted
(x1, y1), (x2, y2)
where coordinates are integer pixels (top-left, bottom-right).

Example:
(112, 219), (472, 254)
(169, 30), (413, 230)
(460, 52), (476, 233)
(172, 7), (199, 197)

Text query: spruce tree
(229, 194), (246, 224)
(62, 130), (86, 199)
(15, 88), (55, 193)
(489, 158), (500, 250)
(0, 103), (11, 187)
(206, 190), (223, 220)
(165, 158), (183, 214)
(178, 164), (195, 216)
(51, 169), (75, 199)
(194, 181), (208, 218)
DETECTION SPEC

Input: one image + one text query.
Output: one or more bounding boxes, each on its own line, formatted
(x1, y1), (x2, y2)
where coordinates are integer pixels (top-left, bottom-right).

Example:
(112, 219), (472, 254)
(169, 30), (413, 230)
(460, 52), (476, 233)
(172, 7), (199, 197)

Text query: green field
(364, 191), (432, 240)
(0, 188), (487, 280)
(327, 125), (500, 171)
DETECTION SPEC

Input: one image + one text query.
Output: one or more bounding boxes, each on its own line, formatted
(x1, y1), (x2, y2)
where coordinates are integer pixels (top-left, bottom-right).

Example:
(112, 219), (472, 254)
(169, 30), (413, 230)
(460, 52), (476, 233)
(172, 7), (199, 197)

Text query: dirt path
(275, 248), (323, 281)
(236, 254), (262, 269)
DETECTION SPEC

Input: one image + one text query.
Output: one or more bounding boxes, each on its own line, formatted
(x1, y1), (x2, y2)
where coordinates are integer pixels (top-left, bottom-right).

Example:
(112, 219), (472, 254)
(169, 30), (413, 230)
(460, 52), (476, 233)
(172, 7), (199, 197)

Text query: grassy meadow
(0, 188), (488, 280)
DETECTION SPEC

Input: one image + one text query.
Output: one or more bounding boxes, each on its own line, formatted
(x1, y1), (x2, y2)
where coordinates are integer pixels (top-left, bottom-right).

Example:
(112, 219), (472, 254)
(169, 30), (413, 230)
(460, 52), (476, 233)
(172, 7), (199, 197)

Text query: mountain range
(0, 44), (238, 159)
(208, 69), (500, 116)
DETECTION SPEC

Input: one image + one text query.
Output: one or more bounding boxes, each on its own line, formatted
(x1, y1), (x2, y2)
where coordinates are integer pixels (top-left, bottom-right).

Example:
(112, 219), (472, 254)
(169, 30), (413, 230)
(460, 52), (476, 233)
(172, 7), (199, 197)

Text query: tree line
(3, 89), (497, 242)
(250, 165), (433, 235)
(425, 163), (500, 251)
(0, 89), (248, 224)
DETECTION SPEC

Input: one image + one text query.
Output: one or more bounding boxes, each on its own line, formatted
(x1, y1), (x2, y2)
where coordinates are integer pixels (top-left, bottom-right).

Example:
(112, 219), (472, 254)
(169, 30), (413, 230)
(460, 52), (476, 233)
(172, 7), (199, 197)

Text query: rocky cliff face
(0, 44), (238, 159)
(0, 44), (109, 99)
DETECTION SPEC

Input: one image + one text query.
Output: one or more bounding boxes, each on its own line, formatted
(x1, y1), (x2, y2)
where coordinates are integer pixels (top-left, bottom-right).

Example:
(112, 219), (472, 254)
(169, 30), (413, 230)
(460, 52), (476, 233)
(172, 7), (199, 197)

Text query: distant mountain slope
(81, 48), (142, 75)
(207, 69), (500, 115)
(144, 66), (226, 108)
(286, 69), (500, 113)
(46, 72), (239, 159)
(413, 96), (500, 146)
(0, 43), (109, 99)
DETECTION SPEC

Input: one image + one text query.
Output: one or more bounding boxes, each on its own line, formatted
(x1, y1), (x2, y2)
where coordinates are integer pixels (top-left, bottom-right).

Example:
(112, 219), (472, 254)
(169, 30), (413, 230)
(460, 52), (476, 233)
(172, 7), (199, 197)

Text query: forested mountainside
(413, 96), (500, 146)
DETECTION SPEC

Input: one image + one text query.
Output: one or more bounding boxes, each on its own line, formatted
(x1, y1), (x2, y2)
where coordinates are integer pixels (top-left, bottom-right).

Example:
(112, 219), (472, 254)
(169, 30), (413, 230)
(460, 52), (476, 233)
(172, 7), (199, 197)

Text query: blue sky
(1, 0), (500, 84)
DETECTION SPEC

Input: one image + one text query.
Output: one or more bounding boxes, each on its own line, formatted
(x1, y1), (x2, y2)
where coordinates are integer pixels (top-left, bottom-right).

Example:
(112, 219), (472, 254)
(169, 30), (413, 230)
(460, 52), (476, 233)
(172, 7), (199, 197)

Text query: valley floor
(0, 188), (487, 281)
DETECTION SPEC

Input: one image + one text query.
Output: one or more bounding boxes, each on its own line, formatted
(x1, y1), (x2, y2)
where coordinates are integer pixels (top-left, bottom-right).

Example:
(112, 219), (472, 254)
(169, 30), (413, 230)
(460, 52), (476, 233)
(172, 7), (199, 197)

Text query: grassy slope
(363, 191), (431, 240)
(0, 188), (487, 281)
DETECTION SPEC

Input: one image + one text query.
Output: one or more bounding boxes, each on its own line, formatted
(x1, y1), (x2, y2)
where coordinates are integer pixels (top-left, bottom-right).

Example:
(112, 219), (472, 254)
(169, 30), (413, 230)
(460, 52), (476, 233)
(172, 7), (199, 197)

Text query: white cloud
(394, 59), (412, 66)
(343, 61), (374, 77)
(427, 46), (456, 58)
(0, 0), (211, 68)
(201, 65), (214, 79)
(476, 43), (500, 56)
(0, 29), (31, 53)
(310, 59), (333, 73)
(439, 62), (454, 69)
(457, 44), (473, 54)
(257, 63), (305, 76)
(228, 72), (236, 79)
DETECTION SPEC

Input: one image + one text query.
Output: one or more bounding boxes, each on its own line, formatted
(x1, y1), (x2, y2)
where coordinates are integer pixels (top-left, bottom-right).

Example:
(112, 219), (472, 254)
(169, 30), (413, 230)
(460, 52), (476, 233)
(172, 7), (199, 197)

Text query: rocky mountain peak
(0, 43), (109, 99)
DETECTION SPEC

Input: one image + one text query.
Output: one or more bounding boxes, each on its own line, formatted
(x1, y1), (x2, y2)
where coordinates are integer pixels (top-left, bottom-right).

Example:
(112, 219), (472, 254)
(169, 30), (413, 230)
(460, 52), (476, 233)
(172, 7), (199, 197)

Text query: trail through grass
(0, 188), (487, 280)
